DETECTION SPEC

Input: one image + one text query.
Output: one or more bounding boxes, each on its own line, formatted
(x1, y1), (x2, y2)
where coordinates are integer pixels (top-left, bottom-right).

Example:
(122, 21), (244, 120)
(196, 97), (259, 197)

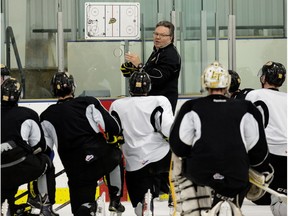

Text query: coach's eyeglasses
(153, 32), (171, 38)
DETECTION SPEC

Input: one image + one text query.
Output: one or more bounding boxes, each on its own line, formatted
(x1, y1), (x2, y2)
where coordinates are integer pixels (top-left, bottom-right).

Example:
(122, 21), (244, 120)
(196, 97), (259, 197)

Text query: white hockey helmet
(202, 61), (231, 89)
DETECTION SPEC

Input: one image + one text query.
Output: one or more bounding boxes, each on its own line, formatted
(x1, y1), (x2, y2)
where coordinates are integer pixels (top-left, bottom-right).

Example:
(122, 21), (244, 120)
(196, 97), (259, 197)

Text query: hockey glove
(105, 133), (125, 147)
(246, 165), (274, 201)
(120, 62), (137, 77)
(117, 135), (125, 145)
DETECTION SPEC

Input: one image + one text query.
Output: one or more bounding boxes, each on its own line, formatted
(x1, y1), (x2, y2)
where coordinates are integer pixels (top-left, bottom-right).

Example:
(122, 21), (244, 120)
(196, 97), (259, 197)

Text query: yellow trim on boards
(15, 187), (100, 205)
(15, 187), (165, 204)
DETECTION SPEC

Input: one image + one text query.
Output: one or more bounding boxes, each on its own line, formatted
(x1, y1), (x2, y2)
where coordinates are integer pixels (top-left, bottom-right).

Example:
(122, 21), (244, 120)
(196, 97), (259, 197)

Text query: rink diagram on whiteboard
(85, 2), (140, 40)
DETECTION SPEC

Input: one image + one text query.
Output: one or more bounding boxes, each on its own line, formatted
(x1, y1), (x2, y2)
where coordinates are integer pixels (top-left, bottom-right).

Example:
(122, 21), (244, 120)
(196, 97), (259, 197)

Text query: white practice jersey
(110, 95), (174, 171)
(245, 88), (287, 156)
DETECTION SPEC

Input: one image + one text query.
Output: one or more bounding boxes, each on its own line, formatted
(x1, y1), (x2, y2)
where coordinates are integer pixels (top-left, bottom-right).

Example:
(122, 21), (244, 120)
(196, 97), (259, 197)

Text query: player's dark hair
(228, 70), (241, 93)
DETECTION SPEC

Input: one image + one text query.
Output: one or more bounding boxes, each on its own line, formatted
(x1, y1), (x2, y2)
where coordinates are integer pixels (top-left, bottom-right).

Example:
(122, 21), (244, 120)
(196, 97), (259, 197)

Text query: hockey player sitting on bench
(169, 61), (273, 216)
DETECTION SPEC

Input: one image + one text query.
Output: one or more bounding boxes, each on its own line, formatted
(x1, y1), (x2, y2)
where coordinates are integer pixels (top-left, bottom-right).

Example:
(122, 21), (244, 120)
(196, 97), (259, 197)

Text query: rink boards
(15, 96), (198, 204)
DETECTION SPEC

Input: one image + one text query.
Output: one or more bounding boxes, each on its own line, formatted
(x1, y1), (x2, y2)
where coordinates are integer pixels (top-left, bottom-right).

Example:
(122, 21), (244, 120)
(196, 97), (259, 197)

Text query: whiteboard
(85, 2), (140, 40)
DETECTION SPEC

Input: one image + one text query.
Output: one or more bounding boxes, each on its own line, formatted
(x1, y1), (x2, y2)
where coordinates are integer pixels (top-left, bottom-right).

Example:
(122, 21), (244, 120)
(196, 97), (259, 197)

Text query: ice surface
(55, 198), (273, 216)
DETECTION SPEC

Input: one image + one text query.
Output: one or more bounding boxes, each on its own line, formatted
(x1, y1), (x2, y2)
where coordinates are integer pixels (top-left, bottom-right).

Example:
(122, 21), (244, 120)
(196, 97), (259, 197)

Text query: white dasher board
(85, 2), (140, 40)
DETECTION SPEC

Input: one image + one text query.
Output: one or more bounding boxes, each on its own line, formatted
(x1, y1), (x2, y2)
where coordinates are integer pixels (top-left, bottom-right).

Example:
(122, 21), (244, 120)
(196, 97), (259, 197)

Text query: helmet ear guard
(202, 61), (231, 90)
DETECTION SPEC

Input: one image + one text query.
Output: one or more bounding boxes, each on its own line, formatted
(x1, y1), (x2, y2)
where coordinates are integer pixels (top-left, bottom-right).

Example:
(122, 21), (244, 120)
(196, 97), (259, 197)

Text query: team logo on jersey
(85, 154), (94, 162)
(1, 140), (17, 154)
(1, 142), (13, 153)
(215, 193), (234, 202)
(213, 173), (224, 180)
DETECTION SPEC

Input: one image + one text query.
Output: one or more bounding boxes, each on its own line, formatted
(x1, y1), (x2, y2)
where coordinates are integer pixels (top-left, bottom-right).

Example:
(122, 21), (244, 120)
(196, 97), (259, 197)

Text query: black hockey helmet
(50, 72), (75, 97)
(259, 61), (286, 87)
(228, 70), (241, 93)
(129, 70), (151, 96)
(1, 77), (22, 105)
(1, 64), (10, 76)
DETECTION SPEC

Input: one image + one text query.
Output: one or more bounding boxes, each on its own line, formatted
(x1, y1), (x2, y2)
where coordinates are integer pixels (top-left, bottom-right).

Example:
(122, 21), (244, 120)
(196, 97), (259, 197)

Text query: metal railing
(6, 26), (26, 98)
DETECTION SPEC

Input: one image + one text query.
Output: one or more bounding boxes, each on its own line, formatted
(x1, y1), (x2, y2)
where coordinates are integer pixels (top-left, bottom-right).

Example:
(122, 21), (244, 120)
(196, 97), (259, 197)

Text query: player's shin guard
(106, 164), (125, 214)
(171, 176), (212, 216)
(170, 153), (211, 216)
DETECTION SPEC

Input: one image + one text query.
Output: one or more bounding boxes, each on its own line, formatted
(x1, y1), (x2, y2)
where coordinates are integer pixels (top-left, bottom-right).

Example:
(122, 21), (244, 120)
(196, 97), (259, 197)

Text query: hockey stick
(54, 200), (70, 212)
(168, 154), (178, 216)
(15, 169), (66, 201)
(249, 177), (287, 203)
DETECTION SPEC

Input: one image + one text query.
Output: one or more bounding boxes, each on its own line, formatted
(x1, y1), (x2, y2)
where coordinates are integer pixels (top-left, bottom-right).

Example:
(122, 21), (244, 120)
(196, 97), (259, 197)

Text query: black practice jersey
(169, 94), (269, 190)
(40, 96), (121, 173)
(1, 105), (46, 164)
(233, 88), (254, 99)
(143, 43), (181, 112)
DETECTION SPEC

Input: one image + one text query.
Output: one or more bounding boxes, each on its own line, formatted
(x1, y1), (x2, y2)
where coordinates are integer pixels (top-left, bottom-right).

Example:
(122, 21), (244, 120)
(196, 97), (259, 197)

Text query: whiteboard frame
(84, 2), (141, 40)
